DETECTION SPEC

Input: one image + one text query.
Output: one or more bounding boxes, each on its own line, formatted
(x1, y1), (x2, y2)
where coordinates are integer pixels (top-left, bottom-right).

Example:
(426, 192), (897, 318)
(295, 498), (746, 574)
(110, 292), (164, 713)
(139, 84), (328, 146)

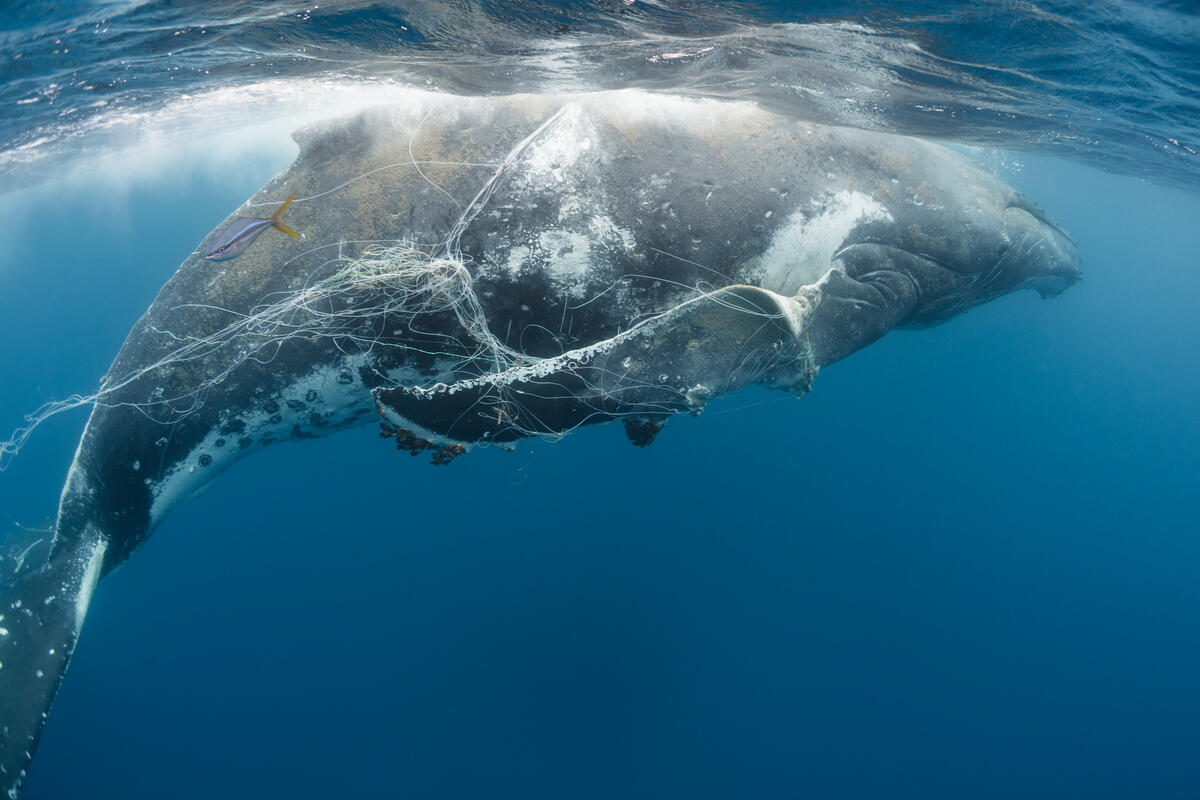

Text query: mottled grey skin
(0, 90), (1078, 797)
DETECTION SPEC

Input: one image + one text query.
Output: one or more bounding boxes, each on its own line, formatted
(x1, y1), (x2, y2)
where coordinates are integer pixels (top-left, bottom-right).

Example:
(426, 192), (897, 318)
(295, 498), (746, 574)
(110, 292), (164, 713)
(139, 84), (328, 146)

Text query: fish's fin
(0, 531), (106, 799)
(273, 221), (301, 239)
(272, 191), (296, 217)
(271, 192), (301, 238)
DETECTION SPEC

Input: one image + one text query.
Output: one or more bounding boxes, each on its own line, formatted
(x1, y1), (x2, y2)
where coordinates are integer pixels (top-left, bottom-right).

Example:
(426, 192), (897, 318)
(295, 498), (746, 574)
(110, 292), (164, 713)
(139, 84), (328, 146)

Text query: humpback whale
(0, 90), (1079, 796)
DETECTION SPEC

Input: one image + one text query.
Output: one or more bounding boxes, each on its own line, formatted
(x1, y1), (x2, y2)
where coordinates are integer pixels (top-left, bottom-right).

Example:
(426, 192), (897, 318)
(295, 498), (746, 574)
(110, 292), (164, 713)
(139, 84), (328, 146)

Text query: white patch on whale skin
(74, 537), (106, 633)
(54, 417), (96, 545)
(488, 100), (649, 299)
(753, 189), (894, 296)
(501, 244), (532, 279)
(588, 215), (636, 252)
(521, 102), (593, 182)
(497, 218), (633, 298)
(538, 229), (595, 297)
(502, 104), (621, 299)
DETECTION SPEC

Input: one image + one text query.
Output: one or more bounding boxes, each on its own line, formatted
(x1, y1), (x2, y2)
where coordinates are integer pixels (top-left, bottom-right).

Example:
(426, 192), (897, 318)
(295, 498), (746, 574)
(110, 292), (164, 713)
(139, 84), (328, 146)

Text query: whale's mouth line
(1005, 200), (1074, 243)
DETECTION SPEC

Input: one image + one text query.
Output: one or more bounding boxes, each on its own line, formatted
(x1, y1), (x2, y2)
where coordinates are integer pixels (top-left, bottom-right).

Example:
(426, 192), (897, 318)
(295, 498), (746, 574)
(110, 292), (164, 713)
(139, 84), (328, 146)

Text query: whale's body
(0, 91), (1078, 796)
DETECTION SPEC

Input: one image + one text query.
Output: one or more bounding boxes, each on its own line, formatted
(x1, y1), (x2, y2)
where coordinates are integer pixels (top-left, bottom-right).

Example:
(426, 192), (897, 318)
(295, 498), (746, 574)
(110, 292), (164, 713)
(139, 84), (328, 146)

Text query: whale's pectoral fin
(0, 531), (107, 798)
(373, 285), (818, 446)
(623, 415), (667, 447)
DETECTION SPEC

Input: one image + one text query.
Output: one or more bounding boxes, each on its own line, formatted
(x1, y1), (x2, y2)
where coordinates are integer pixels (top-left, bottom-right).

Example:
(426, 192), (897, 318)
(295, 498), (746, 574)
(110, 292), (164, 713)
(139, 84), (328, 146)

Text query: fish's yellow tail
(271, 192), (301, 238)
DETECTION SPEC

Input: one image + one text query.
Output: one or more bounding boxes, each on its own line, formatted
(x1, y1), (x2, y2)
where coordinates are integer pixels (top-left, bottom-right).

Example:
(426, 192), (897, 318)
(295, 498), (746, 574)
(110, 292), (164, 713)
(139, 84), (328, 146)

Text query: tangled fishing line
(0, 102), (808, 468)
(0, 108), (575, 470)
(0, 245), (521, 470)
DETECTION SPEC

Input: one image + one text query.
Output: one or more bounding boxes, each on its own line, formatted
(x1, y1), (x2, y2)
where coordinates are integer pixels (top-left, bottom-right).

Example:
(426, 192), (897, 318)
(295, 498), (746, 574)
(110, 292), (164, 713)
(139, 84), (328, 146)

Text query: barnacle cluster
(379, 422), (466, 466)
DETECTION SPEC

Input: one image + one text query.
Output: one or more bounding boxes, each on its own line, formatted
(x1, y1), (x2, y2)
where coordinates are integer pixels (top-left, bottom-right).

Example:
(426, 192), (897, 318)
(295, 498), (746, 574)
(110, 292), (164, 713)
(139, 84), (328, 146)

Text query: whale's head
(998, 197), (1082, 299)
(828, 141), (1081, 328)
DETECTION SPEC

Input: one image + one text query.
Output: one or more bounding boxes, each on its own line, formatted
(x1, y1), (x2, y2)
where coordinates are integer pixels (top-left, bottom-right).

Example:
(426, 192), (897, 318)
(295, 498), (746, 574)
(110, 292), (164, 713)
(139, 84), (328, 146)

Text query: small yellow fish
(205, 192), (301, 261)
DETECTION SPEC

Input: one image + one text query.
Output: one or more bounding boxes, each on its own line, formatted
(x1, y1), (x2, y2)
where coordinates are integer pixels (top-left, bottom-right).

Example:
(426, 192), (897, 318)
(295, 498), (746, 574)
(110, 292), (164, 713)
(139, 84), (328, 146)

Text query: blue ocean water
(1, 2), (1199, 798)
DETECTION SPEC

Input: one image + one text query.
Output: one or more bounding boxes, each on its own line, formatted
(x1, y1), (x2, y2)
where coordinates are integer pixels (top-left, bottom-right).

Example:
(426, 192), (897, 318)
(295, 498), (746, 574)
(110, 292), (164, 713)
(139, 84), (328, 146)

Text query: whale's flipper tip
(0, 534), (105, 799)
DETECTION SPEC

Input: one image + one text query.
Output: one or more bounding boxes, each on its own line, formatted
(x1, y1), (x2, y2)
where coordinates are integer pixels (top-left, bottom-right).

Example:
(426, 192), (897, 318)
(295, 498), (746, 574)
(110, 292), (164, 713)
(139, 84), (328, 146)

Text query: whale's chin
(1028, 273), (1078, 298)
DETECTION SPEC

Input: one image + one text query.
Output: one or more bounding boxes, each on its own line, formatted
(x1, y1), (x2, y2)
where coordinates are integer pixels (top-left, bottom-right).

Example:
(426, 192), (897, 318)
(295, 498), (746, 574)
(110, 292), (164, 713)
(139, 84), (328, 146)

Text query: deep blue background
(1, 139), (1199, 798)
